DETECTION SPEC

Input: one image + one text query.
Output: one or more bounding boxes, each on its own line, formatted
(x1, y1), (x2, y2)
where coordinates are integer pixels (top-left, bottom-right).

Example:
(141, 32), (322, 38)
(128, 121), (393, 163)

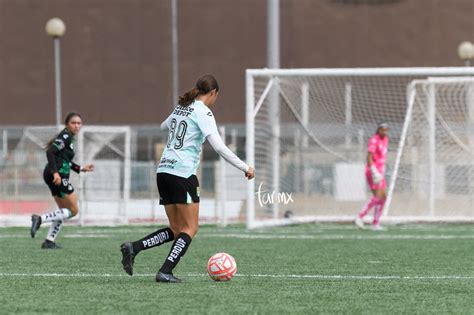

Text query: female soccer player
(30, 112), (94, 248)
(120, 74), (255, 283)
(355, 122), (389, 231)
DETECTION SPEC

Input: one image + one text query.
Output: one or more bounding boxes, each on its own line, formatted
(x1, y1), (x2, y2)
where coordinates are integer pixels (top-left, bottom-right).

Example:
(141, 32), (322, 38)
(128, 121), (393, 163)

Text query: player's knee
(375, 190), (386, 200)
(180, 225), (198, 238)
(190, 226), (199, 238)
(169, 225), (179, 239)
(69, 207), (78, 217)
(170, 222), (181, 238)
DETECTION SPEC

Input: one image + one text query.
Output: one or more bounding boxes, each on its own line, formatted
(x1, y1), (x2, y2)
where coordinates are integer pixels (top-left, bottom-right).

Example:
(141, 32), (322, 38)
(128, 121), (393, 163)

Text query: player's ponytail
(178, 87), (201, 107)
(178, 74), (219, 107)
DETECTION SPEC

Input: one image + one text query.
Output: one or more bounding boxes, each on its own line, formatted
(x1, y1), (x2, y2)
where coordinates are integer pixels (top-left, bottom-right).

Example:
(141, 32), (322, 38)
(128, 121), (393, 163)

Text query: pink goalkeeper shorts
(365, 169), (387, 190)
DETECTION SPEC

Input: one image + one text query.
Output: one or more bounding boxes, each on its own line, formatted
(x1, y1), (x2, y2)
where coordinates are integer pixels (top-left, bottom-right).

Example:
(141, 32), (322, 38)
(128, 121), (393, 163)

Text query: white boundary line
(0, 273), (472, 280)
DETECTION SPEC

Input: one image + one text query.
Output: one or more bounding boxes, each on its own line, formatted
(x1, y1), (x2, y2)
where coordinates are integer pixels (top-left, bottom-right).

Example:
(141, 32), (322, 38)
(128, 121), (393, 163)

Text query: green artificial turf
(0, 224), (472, 314)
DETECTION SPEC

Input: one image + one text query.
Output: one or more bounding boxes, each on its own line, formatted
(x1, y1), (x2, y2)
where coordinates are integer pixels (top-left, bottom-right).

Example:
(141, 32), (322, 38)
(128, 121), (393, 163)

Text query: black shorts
(156, 172), (200, 205)
(43, 167), (74, 198)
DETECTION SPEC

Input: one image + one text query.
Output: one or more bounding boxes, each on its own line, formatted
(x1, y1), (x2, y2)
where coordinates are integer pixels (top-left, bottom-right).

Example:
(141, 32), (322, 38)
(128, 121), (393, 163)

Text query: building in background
(0, 0), (473, 125)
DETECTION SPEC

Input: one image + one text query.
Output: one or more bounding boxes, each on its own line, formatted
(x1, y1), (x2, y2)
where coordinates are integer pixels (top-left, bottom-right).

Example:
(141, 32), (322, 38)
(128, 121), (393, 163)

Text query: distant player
(355, 122), (389, 231)
(30, 112), (94, 248)
(120, 74), (255, 283)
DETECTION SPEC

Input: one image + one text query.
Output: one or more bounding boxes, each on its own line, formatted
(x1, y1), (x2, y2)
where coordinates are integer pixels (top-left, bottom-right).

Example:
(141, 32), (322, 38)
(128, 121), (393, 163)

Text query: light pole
(171, 0), (179, 107)
(267, 0), (280, 219)
(45, 18), (66, 128)
(457, 41), (473, 67)
(458, 41), (474, 201)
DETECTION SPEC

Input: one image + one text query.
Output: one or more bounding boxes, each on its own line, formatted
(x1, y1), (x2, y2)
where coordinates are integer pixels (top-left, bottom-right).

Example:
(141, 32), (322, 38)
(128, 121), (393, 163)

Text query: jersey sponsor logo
(159, 157), (178, 169)
(206, 112), (213, 117)
(54, 139), (65, 150)
(63, 134), (69, 139)
(172, 105), (194, 117)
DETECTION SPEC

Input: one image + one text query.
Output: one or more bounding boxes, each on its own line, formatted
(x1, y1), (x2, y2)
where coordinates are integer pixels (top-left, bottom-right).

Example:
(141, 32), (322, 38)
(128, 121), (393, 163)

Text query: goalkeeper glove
(370, 165), (383, 184)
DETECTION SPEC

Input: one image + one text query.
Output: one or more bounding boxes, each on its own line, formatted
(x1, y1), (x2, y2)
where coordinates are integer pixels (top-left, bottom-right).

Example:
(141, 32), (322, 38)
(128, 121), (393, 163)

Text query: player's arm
(207, 134), (254, 179)
(46, 137), (66, 174)
(160, 114), (173, 130)
(367, 152), (374, 166)
(71, 161), (81, 173)
(367, 146), (382, 184)
(197, 107), (254, 179)
(70, 162), (94, 173)
(46, 137), (65, 185)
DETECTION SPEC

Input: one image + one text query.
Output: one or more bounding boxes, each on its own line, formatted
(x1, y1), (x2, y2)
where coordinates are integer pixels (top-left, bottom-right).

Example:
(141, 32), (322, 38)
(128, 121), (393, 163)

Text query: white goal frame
(77, 125), (131, 225)
(246, 67), (474, 229)
(387, 77), (474, 221)
(0, 125), (131, 227)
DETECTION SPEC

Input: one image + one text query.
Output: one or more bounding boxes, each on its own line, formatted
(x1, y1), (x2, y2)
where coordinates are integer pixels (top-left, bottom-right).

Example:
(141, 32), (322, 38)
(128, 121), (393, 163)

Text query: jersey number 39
(167, 118), (188, 150)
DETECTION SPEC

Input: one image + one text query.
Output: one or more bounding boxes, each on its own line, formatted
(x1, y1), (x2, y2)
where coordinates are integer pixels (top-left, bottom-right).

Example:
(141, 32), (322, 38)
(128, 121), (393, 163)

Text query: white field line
(0, 272), (472, 280)
(1, 233), (473, 240)
(0, 234), (107, 238)
(64, 234), (108, 238)
(5, 226), (473, 234)
(1, 226), (473, 235)
(105, 227), (474, 235)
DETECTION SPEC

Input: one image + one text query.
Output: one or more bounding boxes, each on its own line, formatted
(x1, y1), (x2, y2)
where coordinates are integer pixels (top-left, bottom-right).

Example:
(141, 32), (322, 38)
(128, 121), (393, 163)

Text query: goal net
(388, 77), (474, 221)
(245, 68), (474, 228)
(0, 126), (130, 226)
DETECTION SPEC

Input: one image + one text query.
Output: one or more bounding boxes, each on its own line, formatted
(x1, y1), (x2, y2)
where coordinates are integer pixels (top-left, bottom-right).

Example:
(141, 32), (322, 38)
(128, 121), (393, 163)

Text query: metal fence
(0, 124), (247, 226)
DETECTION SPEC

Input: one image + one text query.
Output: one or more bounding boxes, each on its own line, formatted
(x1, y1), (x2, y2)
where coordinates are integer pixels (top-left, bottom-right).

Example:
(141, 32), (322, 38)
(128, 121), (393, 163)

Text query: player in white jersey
(120, 74), (255, 282)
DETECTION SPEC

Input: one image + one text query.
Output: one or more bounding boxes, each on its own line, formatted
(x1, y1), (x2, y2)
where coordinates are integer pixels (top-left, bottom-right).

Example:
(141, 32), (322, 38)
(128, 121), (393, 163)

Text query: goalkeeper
(355, 122), (389, 230)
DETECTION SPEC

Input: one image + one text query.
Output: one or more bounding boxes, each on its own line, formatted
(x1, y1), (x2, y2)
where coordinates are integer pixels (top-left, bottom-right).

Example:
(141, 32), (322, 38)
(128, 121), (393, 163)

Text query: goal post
(77, 126), (131, 225)
(386, 77), (474, 221)
(246, 68), (474, 229)
(1, 125), (131, 226)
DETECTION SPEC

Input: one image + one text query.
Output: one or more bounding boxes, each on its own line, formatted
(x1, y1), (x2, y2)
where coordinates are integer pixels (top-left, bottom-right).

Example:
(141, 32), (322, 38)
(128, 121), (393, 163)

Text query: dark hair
(178, 74), (219, 107)
(64, 111), (82, 125)
(377, 122), (388, 129)
(45, 112), (82, 148)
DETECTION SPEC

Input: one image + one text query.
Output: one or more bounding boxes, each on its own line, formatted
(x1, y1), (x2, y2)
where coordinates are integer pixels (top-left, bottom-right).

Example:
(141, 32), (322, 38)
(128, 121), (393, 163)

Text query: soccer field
(0, 224), (473, 314)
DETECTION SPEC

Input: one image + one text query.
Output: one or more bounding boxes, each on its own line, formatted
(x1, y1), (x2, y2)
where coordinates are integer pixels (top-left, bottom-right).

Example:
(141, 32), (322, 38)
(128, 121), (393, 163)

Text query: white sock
(41, 208), (72, 223)
(46, 220), (62, 242)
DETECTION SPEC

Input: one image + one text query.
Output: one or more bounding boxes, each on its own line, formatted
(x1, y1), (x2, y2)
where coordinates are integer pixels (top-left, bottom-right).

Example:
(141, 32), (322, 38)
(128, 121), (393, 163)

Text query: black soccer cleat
(30, 215), (42, 238)
(41, 240), (61, 249)
(120, 242), (136, 276)
(156, 272), (182, 283)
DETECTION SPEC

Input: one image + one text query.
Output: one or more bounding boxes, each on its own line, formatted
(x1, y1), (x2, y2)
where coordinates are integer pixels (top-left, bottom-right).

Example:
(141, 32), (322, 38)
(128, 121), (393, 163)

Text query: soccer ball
(207, 252), (237, 281)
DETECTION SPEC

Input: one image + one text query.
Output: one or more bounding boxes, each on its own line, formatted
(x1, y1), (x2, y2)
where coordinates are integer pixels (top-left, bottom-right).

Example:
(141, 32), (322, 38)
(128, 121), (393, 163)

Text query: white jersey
(157, 100), (219, 178)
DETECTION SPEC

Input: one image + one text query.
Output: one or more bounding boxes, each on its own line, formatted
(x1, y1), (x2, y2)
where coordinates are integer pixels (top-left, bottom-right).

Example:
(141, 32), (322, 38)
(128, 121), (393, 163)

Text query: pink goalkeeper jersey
(366, 134), (389, 174)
